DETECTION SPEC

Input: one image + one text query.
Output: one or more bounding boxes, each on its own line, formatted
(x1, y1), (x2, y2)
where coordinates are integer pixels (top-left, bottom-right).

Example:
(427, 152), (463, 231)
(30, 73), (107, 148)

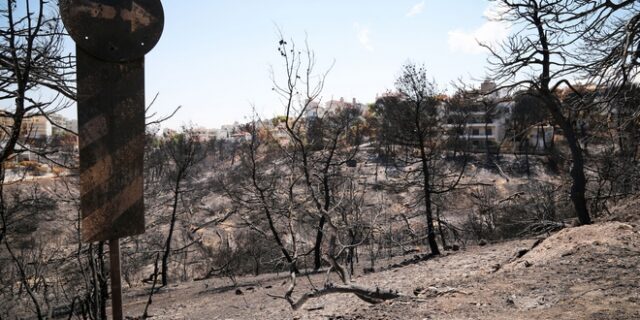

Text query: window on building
(472, 128), (479, 136)
(486, 128), (493, 136)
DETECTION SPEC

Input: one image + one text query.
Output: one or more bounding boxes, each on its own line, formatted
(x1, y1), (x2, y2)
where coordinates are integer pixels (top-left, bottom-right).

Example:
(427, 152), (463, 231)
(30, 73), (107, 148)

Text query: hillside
(119, 216), (640, 320)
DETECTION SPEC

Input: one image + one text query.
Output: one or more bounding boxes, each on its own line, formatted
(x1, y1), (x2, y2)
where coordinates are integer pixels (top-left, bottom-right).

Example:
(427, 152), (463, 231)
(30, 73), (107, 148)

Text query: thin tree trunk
(547, 103), (591, 224)
(143, 253), (161, 318)
(417, 124), (440, 255)
(162, 175), (182, 287)
(533, 5), (591, 225)
(312, 216), (326, 271)
(436, 206), (447, 249)
(264, 204), (298, 273)
(247, 137), (299, 273)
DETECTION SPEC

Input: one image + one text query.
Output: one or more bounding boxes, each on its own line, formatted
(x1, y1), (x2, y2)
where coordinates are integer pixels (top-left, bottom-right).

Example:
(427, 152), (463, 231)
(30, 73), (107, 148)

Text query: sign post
(60, 1), (164, 319)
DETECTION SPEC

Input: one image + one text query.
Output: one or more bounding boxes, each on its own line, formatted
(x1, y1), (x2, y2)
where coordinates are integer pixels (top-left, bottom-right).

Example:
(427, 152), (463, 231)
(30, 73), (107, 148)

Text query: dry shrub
(462, 182), (573, 242)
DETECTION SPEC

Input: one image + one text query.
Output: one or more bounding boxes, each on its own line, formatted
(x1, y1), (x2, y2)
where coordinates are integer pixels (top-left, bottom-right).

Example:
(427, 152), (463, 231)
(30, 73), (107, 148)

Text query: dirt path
(121, 221), (640, 319)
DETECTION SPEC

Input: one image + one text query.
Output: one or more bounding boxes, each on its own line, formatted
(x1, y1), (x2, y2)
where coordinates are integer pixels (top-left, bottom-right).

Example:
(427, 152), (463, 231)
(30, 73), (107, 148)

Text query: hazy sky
(61, 1), (510, 129)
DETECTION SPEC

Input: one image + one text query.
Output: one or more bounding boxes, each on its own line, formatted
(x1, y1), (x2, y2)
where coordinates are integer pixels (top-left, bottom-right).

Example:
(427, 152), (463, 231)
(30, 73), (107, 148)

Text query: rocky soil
(119, 218), (640, 320)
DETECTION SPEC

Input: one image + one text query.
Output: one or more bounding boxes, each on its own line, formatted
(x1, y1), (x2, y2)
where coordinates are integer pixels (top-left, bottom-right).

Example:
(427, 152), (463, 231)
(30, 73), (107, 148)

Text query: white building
(217, 122), (242, 140)
(192, 127), (217, 142)
(49, 114), (78, 135)
(461, 101), (513, 147)
(0, 112), (79, 140)
(445, 98), (554, 152)
(323, 97), (365, 114)
(304, 100), (324, 118)
(12, 115), (51, 139)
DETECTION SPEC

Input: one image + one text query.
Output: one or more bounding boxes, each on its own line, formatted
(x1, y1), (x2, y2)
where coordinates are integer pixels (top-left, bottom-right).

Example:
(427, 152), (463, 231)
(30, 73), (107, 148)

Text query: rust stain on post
(81, 175), (144, 241)
(61, 2), (164, 318)
(79, 152), (112, 196)
(76, 49), (146, 242)
(70, 3), (117, 19)
(60, 0), (164, 62)
(80, 133), (144, 196)
(61, 0), (164, 243)
(121, 2), (154, 32)
(79, 114), (108, 147)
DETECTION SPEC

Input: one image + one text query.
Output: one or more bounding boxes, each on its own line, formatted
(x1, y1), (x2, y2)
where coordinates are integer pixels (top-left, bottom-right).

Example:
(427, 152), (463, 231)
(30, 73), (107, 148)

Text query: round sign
(60, 0), (164, 62)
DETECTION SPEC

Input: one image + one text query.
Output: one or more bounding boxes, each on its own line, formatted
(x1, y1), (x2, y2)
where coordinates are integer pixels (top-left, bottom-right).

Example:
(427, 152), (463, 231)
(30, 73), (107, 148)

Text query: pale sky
(59, 1), (510, 129)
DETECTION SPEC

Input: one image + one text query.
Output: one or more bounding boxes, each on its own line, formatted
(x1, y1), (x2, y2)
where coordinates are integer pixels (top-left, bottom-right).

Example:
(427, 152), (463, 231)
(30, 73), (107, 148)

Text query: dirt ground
(120, 219), (640, 320)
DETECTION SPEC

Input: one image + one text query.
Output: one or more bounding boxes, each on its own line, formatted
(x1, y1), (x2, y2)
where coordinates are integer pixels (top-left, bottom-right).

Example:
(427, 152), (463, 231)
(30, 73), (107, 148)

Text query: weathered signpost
(60, 1), (164, 319)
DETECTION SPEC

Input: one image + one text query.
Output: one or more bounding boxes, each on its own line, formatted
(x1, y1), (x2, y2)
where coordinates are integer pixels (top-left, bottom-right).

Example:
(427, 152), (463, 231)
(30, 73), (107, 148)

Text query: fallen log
(285, 283), (400, 310)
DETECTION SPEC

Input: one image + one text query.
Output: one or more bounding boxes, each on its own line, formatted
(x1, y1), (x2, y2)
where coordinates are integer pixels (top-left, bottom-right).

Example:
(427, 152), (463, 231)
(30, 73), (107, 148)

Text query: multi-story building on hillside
(192, 127), (218, 142)
(0, 111), (79, 165)
(304, 100), (324, 118)
(456, 102), (513, 150)
(49, 113), (78, 135)
(0, 112), (52, 139)
(304, 97), (366, 119)
(0, 111), (78, 140)
(443, 80), (555, 153)
(324, 97), (365, 115)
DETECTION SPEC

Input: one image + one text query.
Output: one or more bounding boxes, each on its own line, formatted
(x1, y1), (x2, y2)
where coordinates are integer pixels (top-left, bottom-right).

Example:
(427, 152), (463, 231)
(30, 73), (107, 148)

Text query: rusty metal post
(75, 45), (145, 320)
(59, 1), (164, 319)
(109, 238), (123, 320)
(75, 48), (146, 243)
